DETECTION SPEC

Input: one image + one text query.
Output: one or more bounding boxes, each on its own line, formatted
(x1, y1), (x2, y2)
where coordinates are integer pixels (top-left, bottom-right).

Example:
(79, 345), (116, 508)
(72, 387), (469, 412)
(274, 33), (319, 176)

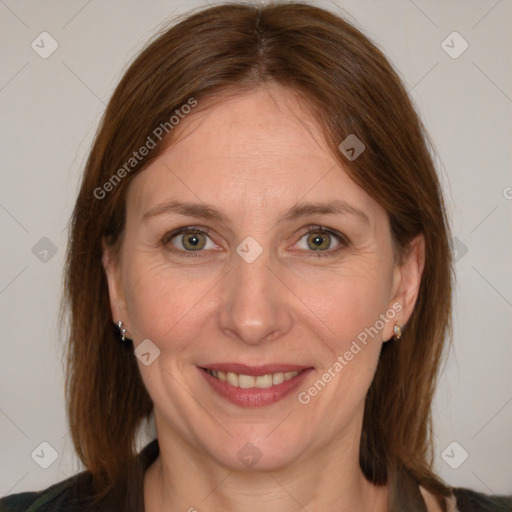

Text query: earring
(393, 324), (402, 341)
(116, 320), (128, 343)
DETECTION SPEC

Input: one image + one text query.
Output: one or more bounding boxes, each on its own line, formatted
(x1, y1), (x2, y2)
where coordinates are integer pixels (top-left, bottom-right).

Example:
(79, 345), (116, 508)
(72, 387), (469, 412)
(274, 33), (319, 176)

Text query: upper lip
(200, 363), (312, 376)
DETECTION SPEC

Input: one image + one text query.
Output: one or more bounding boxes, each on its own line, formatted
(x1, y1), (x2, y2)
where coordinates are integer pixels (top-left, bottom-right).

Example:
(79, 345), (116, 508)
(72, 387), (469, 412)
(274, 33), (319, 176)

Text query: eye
(165, 227), (217, 252)
(294, 227), (347, 255)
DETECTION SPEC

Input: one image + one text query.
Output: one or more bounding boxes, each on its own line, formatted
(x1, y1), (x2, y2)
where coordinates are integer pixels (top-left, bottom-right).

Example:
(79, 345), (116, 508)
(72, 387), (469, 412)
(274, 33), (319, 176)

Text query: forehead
(127, 85), (380, 221)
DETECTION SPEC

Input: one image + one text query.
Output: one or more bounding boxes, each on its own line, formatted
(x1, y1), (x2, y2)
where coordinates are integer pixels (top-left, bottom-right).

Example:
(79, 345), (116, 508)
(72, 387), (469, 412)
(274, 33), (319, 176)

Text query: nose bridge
(218, 248), (292, 345)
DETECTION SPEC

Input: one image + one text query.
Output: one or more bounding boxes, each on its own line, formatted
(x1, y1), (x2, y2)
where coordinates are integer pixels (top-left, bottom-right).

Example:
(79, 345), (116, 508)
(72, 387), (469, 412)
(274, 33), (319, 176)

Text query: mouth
(203, 368), (304, 388)
(198, 364), (313, 407)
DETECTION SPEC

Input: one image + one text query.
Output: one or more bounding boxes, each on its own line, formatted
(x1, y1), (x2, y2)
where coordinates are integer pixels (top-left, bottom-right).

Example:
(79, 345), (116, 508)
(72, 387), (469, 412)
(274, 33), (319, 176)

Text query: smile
(204, 368), (302, 388)
(199, 364), (313, 407)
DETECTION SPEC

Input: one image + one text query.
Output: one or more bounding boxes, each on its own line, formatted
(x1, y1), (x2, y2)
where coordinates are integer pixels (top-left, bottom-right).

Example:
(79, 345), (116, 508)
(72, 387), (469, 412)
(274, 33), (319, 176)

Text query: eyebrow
(143, 200), (227, 223)
(278, 200), (369, 225)
(142, 199), (369, 225)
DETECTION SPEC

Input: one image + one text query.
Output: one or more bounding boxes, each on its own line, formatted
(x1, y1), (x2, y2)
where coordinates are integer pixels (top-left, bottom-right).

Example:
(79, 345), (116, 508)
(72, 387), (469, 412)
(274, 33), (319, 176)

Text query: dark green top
(1, 439), (511, 511)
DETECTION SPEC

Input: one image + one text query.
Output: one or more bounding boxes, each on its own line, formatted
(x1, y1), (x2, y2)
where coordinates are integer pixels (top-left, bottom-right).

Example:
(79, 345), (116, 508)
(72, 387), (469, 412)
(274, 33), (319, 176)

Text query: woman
(1, 2), (510, 511)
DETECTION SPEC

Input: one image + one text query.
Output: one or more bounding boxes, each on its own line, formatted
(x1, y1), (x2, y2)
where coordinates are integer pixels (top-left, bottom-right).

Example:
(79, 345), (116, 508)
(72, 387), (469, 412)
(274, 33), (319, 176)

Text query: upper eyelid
(163, 225), (213, 242)
(301, 225), (347, 240)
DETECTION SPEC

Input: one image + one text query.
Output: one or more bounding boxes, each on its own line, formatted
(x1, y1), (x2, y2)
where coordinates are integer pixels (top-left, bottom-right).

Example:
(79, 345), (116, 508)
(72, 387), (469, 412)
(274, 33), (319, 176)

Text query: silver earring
(393, 324), (402, 341)
(117, 320), (127, 342)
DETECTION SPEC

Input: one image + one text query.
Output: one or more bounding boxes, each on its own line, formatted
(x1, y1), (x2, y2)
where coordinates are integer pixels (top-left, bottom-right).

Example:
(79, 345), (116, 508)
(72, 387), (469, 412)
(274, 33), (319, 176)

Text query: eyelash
(161, 225), (349, 259)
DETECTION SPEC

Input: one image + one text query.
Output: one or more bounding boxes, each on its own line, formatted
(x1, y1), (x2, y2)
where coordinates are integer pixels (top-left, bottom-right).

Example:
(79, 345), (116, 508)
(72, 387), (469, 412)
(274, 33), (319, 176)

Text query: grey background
(1, 0), (511, 497)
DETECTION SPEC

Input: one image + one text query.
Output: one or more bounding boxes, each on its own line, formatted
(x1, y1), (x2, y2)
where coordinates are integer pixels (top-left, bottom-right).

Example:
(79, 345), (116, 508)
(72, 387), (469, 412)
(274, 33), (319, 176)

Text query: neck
(144, 428), (388, 512)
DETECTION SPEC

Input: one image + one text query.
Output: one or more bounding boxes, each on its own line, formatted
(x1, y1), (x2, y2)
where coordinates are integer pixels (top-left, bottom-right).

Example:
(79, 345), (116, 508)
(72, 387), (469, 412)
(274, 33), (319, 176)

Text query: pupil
(307, 231), (330, 251)
(188, 235), (199, 246)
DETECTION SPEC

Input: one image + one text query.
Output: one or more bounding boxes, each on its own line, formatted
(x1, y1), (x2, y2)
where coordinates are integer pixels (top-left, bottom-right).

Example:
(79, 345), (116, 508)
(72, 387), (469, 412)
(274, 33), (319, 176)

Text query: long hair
(64, 2), (453, 508)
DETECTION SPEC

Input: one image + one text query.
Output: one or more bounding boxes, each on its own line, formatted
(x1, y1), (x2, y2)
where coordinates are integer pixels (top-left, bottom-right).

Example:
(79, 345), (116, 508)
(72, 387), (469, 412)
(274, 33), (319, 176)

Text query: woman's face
(104, 85), (423, 471)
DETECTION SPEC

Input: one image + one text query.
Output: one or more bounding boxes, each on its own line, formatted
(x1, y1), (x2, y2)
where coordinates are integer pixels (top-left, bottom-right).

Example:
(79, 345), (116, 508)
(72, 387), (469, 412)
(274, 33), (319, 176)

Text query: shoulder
(419, 485), (512, 512)
(451, 487), (512, 512)
(0, 439), (158, 512)
(0, 471), (95, 512)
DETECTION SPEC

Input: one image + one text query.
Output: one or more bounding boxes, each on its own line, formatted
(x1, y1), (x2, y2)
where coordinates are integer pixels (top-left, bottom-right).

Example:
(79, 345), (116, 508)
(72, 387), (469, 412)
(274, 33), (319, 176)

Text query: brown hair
(64, 1), (453, 508)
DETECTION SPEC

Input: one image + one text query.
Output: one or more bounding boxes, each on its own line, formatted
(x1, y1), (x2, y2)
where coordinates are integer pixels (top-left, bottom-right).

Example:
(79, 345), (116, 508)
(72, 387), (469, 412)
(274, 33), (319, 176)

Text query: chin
(203, 431), (310, 472)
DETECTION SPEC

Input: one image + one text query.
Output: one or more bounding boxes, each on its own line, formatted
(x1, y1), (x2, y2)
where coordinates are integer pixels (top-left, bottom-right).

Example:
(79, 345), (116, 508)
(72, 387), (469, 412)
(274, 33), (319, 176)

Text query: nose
(218, 250), (293, 346)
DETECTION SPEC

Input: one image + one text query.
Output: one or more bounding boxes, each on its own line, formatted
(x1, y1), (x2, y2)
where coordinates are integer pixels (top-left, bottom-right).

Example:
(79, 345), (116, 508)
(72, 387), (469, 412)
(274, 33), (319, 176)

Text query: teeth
(206, 369), (300, 388)
(255, 374), (273, 388)
(226, 372), (238, 387)
(272, 372), (285, 385)
(238, 374), (253, 388)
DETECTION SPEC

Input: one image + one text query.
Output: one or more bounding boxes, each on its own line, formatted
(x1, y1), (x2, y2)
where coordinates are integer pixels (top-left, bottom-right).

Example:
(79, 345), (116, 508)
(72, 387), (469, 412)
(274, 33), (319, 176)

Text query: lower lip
(199, 367), (314, 407)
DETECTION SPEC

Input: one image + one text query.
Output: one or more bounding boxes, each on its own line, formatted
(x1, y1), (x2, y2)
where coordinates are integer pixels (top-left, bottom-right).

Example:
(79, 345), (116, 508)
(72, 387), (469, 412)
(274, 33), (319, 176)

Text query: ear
(102, 239), (130, 335)
(383, 234), (425, 341)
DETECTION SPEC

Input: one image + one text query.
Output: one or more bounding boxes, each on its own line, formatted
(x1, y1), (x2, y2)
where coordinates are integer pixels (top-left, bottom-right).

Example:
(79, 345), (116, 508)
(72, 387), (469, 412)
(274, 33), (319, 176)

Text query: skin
(103, 84), (427, 512)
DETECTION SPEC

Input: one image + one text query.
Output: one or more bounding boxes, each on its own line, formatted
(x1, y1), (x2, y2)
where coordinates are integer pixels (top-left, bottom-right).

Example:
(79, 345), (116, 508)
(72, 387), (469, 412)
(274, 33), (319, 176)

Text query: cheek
(291, 261), (393, 423)
(122, 254), (219, 352)
(290, 259), (392, 354)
